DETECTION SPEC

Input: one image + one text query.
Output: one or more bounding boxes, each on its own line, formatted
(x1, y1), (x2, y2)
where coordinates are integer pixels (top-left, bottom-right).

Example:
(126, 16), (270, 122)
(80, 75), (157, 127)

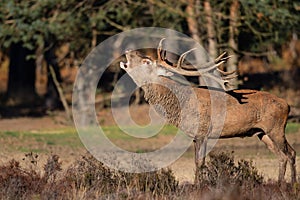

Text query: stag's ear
(157, 67), (174, 77)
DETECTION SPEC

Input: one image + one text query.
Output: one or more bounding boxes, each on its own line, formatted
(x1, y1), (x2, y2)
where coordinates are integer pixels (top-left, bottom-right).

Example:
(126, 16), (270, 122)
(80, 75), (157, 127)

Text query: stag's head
(120, 39), (236, 90)
(120, 50), (174, 87)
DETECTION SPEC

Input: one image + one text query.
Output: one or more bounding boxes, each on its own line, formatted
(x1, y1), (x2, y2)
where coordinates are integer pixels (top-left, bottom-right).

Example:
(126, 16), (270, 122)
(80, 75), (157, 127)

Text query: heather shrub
(63, 155), (178, 199)
(0, 159), (42, 200)
(196, 151), (263, 189)
(0, 152), (299, 199)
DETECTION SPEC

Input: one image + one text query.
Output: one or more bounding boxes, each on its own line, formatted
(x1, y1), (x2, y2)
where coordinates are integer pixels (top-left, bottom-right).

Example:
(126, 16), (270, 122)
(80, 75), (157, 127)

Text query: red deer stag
(120, 39), (296, 184)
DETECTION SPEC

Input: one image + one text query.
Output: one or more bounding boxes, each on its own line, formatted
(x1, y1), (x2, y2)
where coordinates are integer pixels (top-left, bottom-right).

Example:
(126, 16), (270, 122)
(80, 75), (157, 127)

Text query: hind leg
(194, 135), (208, 184)
(286, 142), (297, 184)
(268, 133), (297, 184)
(258, 133), (288, 183)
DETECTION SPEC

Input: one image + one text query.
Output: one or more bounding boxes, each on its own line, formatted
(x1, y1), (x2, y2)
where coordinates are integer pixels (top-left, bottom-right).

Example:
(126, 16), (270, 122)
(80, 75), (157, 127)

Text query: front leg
(194, 135), (208, 184)
(194, 135), (208, 167)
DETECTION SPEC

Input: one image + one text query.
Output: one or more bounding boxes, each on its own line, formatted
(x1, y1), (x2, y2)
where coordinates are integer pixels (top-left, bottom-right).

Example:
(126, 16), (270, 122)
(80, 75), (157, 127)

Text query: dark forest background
(0, 0), (299, 118)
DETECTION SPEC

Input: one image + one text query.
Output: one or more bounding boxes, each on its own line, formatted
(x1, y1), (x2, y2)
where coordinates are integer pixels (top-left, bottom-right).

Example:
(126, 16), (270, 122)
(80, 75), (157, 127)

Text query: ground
(0, 104), (299, 184)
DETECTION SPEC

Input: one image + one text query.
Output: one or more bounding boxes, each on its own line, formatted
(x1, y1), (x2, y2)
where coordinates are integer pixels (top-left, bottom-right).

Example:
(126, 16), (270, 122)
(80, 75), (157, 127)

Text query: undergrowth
(0, 152), (299, 199)
(196, 152), (263, 188)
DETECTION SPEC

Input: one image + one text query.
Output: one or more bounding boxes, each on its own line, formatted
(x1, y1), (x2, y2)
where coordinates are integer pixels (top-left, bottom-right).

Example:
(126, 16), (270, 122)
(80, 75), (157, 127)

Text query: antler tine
(215, 52), (235, 70)
(219, 55), (232, 62)
(222, 74), (238, 80)
(215, 52), (227, 63)
(181, 52), (230, 70)
(157, 38), (166, 61)
(177, 48), (197, 69)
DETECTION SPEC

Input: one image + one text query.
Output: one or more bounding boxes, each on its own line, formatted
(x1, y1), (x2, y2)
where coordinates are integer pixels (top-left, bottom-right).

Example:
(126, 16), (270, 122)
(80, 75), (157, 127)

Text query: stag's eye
(142, 59), (152, 65)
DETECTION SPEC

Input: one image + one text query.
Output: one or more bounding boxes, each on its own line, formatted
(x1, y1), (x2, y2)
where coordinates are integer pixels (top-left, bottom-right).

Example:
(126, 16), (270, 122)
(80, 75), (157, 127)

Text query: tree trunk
(7, 43), (37, 105)
(227, 0), (240, 88)
(44, 46), (63, 110)
(186, 0), (201, 43)
(202, 0), (219, 87)
(204, 0), (217, 59)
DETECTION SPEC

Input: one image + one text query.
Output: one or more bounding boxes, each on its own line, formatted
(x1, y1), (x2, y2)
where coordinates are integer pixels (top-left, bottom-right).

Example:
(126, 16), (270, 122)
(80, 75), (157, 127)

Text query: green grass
(0, 123), (298, 154)
(0, 125), (179, 153)
(102, 125), (178, 140)
(286, 122), (300, 134)
(0, 128), (83, 153)
(0, 131), (19, 138)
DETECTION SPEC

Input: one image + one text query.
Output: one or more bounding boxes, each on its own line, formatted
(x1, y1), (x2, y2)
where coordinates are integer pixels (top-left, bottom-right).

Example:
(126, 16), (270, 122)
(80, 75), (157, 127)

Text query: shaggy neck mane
(141, 77), (193, 127)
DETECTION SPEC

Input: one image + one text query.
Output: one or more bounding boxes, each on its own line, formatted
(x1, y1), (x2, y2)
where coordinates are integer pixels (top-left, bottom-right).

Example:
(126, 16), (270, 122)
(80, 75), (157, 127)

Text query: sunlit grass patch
(103, 124), (178, 140)
(102, 125), (180, 152)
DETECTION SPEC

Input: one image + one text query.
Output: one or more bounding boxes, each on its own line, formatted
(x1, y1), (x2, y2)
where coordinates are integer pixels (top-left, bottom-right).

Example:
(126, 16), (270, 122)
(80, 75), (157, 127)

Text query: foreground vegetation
(0, 152), (299, 200)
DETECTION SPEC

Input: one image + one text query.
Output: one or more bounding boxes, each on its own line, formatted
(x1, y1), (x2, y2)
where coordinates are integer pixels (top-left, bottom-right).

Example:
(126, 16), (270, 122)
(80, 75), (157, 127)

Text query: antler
(156, 38), (237, 91)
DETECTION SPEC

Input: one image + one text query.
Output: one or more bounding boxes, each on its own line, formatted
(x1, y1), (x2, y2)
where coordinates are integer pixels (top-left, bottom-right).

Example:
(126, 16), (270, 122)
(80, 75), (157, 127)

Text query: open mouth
(120, 50), (134, 69)
(120, 61), (128, 69)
